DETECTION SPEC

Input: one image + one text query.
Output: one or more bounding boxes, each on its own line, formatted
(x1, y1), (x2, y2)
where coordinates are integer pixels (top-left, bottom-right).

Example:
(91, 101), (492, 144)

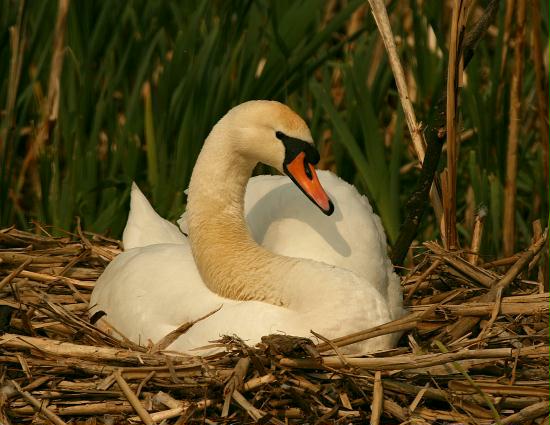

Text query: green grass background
(1, 0), (548, 259)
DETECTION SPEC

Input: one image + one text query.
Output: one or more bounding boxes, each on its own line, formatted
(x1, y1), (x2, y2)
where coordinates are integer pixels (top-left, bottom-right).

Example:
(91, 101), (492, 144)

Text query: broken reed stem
(444, 229), (548, 341)
(503, 0), (527, 256)
(130, 400), (214, 423)
(405, 259), (441, 302)
(499, 400), (550, 425)
(494, 229), (547, 292)
(370, 371), (383, 425)
(316, 313), (419, 352)
(434, 340), (502, 424)
(531, 0), (550, 187)
(1, 225), (548, 424)
(10, 380), (68, 425)
(0, 333), (181, 363)
(424, 240), (495, 287)
(0, 258), (32, 291)
(467, 207), (487, 265)
(444, 0), (468, 249)
(222, 357), (250, 417)
(114, 369), (156, 425)
(279, 344), (548, 370)
(231, 390), (268, 423)
(366, 0), (424, 160)
(366, 0), (444, 232)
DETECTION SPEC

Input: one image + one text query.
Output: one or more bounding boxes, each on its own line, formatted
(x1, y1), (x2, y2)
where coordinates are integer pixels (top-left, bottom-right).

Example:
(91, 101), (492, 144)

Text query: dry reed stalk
(531, 0), (550, 186)
(382, 399), (408, 421)
(468, 207), (487, 265)
(499, 0), (515, 78)
(232, 390), (271, 423)
(2, 0), (25, 148)
(499, 400), (550, 425)
(444, 0), (469, 249)
(315, 312), (420, 352)
(1, 227), (548, 423)
(482, 255), (520, 268)
(529, 220), (544, 281)
(366, 0), (445, 233)
(411, 296), (549, 317)
(17, 0), (70, 197)
(150, 306), (221, 353)
(18, 269), (95, 289)
(0, 333), (188, 363)
(369, 371), (383, 425)
(222, 357), (250, 417)
(405, 259), (441, 302)
(424, 241), (496, 287)
(280, 344), (548, 370)
(129, 399), (214, 423)
(0, 258), (31, 291)
(242, 373), (276, 392)
(503, 0), (527, 256)
(10, 380), (67, 425)
(445, 229), (548, 341)
(114, 369), (156, 425)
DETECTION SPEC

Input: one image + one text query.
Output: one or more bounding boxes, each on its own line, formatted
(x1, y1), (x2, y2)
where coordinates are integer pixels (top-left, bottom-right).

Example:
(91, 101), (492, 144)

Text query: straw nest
(0, 225), (548, 425)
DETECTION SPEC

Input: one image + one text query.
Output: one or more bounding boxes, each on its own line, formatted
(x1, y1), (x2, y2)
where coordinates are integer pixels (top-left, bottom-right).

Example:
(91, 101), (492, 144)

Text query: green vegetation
(1, 0), (548, 260)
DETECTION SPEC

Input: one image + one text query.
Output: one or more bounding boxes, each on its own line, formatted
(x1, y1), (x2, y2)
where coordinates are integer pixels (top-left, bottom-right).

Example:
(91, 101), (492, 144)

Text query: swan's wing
(243, 171), (390, 284)
(123, 183), (186, 249)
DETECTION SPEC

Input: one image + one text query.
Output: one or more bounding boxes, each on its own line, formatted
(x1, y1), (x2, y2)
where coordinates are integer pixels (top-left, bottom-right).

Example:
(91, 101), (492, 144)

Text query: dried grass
(0, 226), (548, 424)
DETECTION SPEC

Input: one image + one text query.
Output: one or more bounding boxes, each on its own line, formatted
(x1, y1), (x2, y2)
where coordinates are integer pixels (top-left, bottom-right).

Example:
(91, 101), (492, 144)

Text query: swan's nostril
(304, 159), (313, 180)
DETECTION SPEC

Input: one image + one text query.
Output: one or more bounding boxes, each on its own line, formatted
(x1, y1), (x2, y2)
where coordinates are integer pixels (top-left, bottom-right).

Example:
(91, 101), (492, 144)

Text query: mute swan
(90, 100), (404, 354)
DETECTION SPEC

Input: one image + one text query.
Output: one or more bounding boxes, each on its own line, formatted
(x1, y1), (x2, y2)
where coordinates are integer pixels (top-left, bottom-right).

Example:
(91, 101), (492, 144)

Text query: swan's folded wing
(123, 183), (187, 249)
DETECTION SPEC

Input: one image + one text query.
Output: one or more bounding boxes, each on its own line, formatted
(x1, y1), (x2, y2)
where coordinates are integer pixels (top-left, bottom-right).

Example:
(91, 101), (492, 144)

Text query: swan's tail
(122, 183), (186, 250)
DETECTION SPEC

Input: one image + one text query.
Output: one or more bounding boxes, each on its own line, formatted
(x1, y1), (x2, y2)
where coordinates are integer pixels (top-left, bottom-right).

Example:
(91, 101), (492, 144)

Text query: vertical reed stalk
(499, 0), (515, 78)
(531, 0), (549, 188)
(444, 0), (469, 249)
(142, 81), (158, 192)
(17, 0), (70, 197)
(367, 0), (445, 236)
(503, 0), (526, 257)
(2, 0), (25, 148)
(468, 207), (487, 265)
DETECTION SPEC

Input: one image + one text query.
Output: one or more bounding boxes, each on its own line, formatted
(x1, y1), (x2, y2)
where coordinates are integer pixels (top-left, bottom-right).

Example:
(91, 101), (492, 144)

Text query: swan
(90, 100), (404, 354)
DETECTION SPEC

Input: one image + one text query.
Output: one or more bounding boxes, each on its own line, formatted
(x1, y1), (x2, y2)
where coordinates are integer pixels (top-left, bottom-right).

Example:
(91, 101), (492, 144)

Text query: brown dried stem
(366, 0), (444, 232)
(17, 0), (70, 197)
(444, 0), (469, 249)
(531, 0), (550, 189)
(503, 0), (527, 256)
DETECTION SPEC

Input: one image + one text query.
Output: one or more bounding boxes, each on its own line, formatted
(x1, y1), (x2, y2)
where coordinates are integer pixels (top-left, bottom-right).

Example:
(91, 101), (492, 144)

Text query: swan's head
(223, 100), (334, 215)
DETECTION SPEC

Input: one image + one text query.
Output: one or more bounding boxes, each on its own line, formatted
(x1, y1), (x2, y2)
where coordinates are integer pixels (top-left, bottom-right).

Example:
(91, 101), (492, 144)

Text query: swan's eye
(275, 131), (286, 140)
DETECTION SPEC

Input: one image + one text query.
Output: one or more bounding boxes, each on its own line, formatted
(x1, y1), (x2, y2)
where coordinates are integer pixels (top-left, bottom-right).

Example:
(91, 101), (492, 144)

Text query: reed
(0, 225), (547, 423)
(503, 0), (527, 256)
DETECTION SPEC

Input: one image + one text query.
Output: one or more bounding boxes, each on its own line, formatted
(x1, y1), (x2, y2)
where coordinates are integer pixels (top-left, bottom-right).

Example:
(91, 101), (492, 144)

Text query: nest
(0, 226), (548, 424)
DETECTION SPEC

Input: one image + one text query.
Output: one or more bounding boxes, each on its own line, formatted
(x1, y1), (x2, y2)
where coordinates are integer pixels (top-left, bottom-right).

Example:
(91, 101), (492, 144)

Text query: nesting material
(0, 226), (548, 424)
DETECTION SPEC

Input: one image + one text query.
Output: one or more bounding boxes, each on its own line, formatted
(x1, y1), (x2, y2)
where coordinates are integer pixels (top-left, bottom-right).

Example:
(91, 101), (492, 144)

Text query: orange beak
(284, 152), (334, 215)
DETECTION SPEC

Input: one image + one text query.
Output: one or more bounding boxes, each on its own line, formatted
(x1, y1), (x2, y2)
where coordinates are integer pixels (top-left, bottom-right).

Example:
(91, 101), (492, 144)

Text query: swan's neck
(186, 129), (294, 305)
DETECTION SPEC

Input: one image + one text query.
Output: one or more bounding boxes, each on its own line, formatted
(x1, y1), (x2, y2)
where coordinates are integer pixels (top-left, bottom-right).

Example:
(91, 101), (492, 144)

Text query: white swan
(90, 101), (404, 354)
